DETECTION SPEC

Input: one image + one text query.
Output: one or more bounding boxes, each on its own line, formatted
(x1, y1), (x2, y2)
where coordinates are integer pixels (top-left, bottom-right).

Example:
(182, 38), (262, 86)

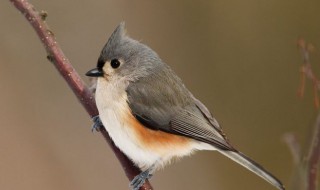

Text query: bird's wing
(191, 95), (224, 133)
(125, 70), (233, 150)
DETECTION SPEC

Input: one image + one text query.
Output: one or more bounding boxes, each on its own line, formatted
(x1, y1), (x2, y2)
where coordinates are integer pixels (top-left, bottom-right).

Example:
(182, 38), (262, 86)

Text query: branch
(306, 113), (320, 190)
(296, 38), (320, 190)
(9, 0), (153, 189)
(283, 133), (301, 165)
(283, 115), (320, 190)
(283, 133), (306, 190)
(285, 38), (320, 190)
(297, 38), (319, 108)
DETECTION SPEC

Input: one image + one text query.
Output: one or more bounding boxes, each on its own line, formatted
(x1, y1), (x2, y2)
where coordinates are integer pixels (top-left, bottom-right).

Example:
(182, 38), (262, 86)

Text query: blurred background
(1, 0), (320, 189)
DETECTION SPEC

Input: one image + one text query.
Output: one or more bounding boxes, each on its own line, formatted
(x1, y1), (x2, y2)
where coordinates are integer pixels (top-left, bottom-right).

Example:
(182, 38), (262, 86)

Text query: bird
(85, 22), (285, 190)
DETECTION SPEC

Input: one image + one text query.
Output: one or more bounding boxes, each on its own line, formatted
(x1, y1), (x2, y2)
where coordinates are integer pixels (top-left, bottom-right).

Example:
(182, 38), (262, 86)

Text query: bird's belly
(95, 79), (198, 170)
(99, 107), (160, 169)
(99, 106), (197, 170)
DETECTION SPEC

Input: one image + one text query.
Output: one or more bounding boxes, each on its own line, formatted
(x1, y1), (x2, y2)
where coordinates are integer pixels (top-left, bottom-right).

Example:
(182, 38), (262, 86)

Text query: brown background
(1, 0), (320, 190)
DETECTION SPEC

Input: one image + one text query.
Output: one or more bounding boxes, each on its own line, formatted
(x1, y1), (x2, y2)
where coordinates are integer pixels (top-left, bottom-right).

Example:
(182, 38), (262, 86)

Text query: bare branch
(287, 38), (320, 190)
(297, 38), (319, 108)
(283, 133), (301, 165)
(9, 0), (153, 189)
(306, 113), (320, 190)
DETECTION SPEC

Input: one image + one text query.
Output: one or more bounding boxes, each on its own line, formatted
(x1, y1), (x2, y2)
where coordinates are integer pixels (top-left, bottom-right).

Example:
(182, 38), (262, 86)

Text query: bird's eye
(110, 59), (121, 69)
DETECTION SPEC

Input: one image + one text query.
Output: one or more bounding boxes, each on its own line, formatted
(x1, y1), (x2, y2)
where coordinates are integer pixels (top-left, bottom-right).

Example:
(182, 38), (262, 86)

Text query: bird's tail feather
(218, 150), (285, 190)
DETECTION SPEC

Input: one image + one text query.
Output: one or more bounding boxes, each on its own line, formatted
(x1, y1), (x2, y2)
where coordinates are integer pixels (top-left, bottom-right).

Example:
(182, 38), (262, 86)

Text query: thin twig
(283, 114), (320, 190)
(9, 0), (153, 189)
(283, 133), (301, 165)
(297, 38), (320, 190)
(297, 38), (319, 108)
(306, 113), (320, 190)
(287, 38), (320, 190)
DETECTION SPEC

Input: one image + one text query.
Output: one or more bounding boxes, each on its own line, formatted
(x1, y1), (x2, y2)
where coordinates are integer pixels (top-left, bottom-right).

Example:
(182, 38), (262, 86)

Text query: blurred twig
(283, 133), (301, 165)
(297, 38), (319, 108)
(284, 38), (320, 190)
(9, 0), (153, 189)
(283, 133), (306, 190)
(305, 114), (320, 190)
(296, 39), (320, 190)
(284, 118), (320, 190)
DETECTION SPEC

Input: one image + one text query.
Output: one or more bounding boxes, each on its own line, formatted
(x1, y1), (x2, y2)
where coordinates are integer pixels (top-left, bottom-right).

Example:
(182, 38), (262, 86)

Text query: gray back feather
(126, 64), (193, 128)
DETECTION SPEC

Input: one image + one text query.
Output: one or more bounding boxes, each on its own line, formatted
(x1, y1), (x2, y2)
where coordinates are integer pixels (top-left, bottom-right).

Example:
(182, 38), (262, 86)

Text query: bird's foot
(130, 170), (153, 190)
(91, 115), (103, 132)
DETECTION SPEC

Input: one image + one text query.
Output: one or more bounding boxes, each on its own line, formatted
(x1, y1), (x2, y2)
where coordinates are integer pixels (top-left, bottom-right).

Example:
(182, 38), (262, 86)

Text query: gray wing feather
(191, 95), (223, 132)
(126, 66), (191, 129)
(126, 65), (232, 150)
(170, 108), (233, 150)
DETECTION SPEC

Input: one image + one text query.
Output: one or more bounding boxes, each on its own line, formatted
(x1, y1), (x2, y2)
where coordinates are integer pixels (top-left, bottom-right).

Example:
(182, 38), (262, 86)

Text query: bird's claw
(130, 170), (153, 190)
(91, 115), (103, 132)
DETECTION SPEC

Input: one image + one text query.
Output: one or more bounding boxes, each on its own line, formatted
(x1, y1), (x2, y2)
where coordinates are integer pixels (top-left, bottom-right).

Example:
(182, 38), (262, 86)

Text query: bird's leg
(91, 115), (103, 132)
(130, 164), (156, 190)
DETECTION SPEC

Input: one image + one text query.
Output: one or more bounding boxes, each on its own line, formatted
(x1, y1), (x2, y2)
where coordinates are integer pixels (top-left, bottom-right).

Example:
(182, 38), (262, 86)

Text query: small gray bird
(86, 22), (284, 190)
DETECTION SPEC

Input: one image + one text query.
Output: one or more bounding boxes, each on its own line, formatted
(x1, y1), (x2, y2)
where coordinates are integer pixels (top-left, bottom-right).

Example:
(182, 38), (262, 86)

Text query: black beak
(85, 68), (103, 77)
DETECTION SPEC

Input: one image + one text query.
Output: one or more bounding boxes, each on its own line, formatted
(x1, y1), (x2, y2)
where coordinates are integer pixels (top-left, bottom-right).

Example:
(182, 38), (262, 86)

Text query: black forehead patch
(97, 57), (105, 70)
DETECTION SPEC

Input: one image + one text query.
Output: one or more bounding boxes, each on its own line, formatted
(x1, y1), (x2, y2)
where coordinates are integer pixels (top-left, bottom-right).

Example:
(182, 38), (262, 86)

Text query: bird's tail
(218, 150), (285, 190)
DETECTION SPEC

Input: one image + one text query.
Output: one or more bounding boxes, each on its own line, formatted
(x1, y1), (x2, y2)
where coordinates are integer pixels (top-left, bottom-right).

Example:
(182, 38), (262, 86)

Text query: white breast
(95, 78), (160, 169)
